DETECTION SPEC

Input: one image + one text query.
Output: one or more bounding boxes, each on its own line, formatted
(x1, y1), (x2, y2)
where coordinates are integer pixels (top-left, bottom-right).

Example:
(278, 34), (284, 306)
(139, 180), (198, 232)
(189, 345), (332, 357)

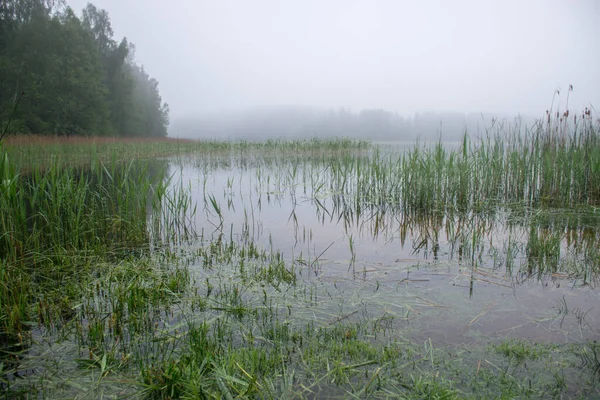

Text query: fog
(67, 0), (600, 139)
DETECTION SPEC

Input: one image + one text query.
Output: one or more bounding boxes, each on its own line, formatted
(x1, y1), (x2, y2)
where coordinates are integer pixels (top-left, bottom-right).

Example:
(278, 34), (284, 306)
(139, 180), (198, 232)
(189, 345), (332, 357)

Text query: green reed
(1, 158), (153, 265)
(0, 144), (193, 339)
(331, 110), (600, 214)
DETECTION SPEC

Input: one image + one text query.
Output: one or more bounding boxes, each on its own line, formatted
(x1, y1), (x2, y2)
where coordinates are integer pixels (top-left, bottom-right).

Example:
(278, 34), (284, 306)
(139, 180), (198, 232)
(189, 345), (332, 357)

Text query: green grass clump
(493, 339), (546, 363)
(405, 374), (459, 400)
(0, 143), (193, 340)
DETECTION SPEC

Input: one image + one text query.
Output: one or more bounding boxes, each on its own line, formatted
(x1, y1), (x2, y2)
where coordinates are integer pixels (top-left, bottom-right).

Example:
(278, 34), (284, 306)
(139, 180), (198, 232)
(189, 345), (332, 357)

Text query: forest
(0, 0), (169, 137)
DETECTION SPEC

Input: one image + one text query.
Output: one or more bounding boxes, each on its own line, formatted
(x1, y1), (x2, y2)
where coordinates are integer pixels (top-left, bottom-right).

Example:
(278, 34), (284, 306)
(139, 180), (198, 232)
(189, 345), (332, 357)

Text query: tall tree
(106, 38), (134, 134)
(126, 65), (169, 137)
(0, 0), (169, 137)
(80, 3), (168, 137)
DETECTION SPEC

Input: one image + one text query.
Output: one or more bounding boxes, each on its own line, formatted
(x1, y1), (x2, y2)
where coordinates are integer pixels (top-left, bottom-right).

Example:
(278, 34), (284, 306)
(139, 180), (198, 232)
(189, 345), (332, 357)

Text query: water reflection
(176, 154), (600, 344)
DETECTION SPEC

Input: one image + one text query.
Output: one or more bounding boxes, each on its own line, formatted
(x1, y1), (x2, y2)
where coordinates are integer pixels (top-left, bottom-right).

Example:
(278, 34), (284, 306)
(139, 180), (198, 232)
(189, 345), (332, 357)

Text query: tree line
(0, 0), (169, 137)
(172, 107), (535, 141)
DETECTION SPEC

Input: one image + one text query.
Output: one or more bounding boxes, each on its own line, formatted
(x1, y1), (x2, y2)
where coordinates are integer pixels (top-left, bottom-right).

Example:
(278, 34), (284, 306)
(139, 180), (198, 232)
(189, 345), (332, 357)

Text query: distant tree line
(0, 0), (169, 137)
(172, 107), (535, 141)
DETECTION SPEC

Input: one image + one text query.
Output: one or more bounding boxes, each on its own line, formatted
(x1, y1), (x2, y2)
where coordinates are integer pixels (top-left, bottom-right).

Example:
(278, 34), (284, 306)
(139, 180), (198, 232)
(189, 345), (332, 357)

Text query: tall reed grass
(335, 109), (600, 214)
(0, 144), (193, 340)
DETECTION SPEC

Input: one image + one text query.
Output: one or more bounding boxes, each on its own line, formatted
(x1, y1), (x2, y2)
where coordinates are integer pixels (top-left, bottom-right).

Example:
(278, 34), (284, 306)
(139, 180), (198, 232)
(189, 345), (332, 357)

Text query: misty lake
(5, 137), (599, 398)
(3, 0), (599, 396)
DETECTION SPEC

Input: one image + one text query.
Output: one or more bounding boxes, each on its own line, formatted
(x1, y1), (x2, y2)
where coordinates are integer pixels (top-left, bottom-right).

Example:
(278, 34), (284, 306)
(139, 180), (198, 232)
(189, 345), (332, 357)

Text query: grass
(0, 141), (195, 353)
(3, 135), (370, 170)
(343, 109), (600, 214)
(1, 111), (599, 398)
(493, 339), (547, 363)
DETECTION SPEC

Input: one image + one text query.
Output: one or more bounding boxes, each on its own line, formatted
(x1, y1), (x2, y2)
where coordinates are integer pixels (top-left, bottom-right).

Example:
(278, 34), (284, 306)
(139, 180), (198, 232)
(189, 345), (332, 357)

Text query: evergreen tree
(0, 0), (169, 137)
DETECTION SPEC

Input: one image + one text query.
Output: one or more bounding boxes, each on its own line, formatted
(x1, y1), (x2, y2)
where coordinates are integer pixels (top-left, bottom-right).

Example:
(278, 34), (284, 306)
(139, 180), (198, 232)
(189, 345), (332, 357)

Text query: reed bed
(4, 136), (370, 170)
(336, 110), (600, 214)
(0, 143), (194, 342)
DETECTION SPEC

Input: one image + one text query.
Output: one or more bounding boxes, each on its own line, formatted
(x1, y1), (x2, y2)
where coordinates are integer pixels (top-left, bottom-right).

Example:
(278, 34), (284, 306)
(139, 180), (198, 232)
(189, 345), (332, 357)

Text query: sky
(65, 0), (600, 120)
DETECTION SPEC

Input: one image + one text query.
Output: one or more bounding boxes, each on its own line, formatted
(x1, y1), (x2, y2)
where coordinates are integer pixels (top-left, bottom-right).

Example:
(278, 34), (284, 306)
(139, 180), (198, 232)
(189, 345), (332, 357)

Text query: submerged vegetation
(1, 109), (600, 398)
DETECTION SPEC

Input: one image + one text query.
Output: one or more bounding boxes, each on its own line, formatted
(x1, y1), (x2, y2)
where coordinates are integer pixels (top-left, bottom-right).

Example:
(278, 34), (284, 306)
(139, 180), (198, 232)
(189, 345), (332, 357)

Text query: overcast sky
(66, 0), (600, 119)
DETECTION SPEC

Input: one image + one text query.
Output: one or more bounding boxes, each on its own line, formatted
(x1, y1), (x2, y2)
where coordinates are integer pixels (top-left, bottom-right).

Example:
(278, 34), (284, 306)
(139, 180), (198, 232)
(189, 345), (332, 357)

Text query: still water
(171, 150), (600, 345)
